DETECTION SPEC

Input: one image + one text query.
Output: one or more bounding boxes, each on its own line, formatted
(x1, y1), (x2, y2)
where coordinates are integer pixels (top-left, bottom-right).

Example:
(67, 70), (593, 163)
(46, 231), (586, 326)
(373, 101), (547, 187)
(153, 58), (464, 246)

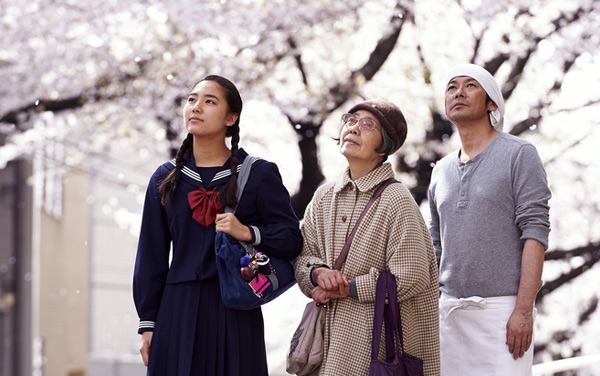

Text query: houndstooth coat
(294, 163), (440, 376)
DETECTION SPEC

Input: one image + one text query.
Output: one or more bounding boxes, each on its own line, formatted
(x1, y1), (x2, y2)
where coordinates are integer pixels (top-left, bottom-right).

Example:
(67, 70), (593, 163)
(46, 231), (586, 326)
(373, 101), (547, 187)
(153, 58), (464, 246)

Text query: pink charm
(249, 274), (270, 297)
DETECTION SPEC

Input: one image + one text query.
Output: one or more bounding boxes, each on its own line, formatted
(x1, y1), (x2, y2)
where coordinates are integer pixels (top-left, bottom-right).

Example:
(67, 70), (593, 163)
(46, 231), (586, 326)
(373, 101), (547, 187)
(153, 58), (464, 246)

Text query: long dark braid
(219, 121), (240, 208)
(158, 133), (193, 206)
(157, 75), (243, 208)
(206, 75), (243, 209)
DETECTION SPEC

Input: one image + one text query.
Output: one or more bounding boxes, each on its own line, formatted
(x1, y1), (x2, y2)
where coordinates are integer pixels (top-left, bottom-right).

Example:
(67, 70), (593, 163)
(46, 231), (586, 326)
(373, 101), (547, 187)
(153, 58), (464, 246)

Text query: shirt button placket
(458, 164), (468, 208)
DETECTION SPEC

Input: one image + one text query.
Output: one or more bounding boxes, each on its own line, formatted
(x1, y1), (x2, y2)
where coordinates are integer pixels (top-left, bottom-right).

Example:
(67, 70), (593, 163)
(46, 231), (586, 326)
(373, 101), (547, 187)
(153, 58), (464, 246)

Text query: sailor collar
(169, 149), (252, 187)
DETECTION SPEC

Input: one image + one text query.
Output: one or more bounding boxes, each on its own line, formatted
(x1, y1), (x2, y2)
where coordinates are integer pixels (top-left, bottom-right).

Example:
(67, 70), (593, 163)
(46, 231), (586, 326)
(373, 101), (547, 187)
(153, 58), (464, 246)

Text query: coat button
(342, 216), (347, 222)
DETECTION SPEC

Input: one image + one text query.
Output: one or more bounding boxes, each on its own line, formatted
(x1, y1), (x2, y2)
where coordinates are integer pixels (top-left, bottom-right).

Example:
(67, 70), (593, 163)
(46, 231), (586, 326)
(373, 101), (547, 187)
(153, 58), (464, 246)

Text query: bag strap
(224, 155), (258, 214)
(371, 271), (406, 361)
(371, 271), (389, 361)
(386, 272), (406, 355)
(332, 178), (397, 270)
(223, 155), (259, 256)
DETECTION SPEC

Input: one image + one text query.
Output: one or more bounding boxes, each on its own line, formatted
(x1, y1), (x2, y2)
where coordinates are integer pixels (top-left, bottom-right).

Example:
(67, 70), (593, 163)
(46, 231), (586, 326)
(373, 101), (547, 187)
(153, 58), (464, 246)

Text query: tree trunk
(291, 122), (324, 218)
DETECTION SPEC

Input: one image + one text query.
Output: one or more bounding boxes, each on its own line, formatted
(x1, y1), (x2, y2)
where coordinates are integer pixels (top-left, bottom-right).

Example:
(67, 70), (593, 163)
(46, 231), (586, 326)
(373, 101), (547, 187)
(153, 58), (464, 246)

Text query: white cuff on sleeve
(250, 225), (261, 246)
(139, 321), (155, 331)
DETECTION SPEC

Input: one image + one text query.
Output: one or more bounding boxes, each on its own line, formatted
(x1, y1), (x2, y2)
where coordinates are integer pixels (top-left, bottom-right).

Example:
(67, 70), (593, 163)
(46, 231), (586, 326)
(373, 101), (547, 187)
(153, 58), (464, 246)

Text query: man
(428, 64), (551, 375)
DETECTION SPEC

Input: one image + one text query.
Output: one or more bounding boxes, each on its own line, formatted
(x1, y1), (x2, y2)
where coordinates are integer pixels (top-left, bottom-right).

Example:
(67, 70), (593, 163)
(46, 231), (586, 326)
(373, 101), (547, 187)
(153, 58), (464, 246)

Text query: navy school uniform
(133, 149), (303, 376)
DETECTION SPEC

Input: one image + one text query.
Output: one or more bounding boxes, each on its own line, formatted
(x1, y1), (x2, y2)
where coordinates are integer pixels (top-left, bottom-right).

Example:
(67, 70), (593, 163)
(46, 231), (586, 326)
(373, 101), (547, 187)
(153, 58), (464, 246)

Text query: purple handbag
(369, 271), (424, 376)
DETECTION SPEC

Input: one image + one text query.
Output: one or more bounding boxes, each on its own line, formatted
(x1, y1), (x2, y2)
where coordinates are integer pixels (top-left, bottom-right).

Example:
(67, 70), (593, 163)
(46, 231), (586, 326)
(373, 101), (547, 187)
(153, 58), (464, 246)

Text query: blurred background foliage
(1, 0), (599, 374)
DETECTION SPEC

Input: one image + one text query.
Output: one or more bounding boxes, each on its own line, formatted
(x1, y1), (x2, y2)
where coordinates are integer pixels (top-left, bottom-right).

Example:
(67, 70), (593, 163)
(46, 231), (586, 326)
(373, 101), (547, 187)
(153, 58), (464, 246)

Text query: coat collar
(333, 162), (395, 194)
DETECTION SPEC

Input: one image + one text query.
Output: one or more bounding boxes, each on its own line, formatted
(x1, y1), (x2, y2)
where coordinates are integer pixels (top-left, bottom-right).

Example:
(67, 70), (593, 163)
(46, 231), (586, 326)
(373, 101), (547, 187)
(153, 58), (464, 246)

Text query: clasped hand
(311, 268), (350, 304)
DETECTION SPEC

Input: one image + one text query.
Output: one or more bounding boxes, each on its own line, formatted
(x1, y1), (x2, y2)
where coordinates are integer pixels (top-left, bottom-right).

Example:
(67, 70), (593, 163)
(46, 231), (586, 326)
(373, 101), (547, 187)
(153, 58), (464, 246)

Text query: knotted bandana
(444, 63), (505, 132)
(187, 187), (224, 228)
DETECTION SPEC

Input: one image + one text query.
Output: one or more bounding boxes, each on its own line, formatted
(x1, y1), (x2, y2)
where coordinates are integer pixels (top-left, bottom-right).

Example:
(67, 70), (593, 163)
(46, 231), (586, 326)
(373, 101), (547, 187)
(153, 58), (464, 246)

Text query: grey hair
(375, 125), (395, 161)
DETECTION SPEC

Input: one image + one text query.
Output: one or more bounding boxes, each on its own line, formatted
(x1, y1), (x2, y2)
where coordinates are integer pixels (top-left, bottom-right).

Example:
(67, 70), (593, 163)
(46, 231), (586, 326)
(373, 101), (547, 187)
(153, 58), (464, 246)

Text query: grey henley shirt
(428, 132), (551, 298)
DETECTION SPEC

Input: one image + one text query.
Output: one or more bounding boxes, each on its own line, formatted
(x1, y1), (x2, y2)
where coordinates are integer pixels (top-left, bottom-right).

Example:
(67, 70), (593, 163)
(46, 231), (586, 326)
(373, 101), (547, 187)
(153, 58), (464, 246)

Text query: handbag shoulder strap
(333, 177), (398, 270)
(224, 155), (258, 214)
(385, 272), (406, 354)
(371, 271), (406, 361)
(223, 155), (258, 255)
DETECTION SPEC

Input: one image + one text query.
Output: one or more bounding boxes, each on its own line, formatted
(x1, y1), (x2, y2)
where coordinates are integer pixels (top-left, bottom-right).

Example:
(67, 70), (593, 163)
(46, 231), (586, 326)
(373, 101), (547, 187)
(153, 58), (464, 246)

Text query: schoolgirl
(133, 75), (302, 375)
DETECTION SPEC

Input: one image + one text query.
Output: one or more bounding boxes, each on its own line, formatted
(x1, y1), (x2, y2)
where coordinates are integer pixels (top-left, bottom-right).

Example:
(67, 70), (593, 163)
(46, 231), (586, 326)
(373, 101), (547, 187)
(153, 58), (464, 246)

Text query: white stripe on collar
(169, 159), (247, 184)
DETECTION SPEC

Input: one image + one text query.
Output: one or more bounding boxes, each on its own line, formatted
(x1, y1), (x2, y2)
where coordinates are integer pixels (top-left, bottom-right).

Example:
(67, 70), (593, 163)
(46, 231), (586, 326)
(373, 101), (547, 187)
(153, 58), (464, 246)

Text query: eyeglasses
(341, 113), (378, 132)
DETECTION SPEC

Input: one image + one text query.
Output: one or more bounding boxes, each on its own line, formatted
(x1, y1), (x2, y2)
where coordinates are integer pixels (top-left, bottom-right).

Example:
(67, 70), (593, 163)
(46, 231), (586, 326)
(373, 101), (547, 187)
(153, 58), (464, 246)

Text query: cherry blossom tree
(1, 0), (600, 371)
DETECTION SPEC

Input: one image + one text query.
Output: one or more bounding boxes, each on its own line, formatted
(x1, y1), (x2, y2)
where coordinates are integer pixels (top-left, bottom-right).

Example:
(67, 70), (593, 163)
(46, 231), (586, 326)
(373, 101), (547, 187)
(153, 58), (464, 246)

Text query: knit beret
(348, 98), (408, 154)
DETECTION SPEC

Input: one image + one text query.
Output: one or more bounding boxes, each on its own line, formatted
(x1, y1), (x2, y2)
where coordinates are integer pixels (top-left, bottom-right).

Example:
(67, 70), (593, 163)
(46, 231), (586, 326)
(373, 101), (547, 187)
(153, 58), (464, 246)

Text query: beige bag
(286, 301), (325, 375)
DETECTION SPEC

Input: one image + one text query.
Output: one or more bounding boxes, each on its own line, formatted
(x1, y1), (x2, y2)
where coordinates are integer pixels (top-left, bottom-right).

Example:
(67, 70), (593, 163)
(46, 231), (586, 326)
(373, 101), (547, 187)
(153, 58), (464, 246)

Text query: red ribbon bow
(187, 187), (224, 228)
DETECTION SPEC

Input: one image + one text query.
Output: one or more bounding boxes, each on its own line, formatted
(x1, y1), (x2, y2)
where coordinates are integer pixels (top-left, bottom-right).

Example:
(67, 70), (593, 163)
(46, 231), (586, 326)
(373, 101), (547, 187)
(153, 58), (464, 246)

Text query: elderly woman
(294, 99), (440, 375)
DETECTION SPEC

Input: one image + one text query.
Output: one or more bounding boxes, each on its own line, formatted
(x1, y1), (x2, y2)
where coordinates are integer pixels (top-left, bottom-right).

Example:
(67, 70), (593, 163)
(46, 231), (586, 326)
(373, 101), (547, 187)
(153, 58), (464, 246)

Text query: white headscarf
(444, 64), (505, 132)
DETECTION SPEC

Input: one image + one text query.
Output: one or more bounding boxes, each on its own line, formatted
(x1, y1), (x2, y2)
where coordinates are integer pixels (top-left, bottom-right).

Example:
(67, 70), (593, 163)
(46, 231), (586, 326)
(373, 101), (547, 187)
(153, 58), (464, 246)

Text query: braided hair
(157, 75), (243, 208)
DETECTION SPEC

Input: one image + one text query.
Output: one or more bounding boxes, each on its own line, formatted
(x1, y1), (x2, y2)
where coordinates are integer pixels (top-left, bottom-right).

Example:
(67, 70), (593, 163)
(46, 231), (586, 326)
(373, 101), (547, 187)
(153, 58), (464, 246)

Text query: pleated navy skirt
(147, 278), (268, 376)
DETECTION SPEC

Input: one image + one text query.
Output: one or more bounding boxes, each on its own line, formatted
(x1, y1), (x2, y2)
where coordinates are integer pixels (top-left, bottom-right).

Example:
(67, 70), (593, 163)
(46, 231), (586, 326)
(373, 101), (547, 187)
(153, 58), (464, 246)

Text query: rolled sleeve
(513, 145), (551, 250)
